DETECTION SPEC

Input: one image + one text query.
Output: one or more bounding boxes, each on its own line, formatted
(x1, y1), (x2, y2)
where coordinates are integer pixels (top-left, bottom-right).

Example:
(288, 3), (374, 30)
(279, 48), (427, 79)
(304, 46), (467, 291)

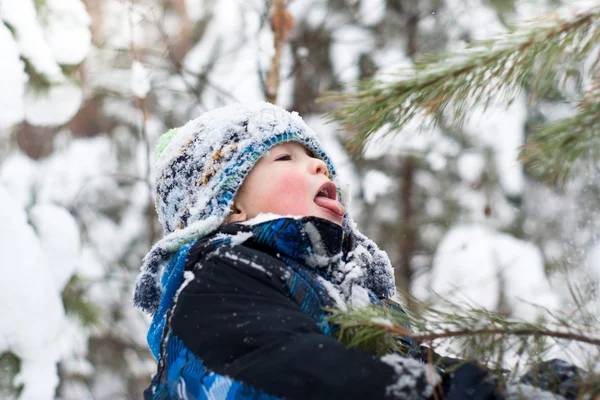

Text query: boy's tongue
(314, 196), (345, 217)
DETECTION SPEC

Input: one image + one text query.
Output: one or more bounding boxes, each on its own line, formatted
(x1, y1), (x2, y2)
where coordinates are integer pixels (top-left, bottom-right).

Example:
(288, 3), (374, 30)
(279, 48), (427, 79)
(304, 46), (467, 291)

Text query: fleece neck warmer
(146, 216), (397, 360)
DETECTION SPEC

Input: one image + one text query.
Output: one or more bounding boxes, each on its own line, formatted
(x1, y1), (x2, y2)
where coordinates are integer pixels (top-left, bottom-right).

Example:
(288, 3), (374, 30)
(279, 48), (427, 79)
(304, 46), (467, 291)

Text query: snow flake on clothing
(145, 224), (258, 360)
(505, 384), (567, 400)
(215, 230), (253, 246)
(239, 216), (392, 307)
(381, 353), (437, 399)
(134, 215), (221, 315)
(223, 250), (269, 275)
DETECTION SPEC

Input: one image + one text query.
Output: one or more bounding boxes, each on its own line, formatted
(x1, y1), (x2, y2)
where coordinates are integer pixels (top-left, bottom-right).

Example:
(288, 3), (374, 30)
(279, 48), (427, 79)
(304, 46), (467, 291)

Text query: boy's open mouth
(314, 181), (345, 217)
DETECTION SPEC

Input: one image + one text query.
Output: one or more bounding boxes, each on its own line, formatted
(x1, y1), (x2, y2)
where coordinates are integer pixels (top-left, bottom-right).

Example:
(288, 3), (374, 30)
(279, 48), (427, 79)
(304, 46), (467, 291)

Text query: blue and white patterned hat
(134, 102), (395, 315)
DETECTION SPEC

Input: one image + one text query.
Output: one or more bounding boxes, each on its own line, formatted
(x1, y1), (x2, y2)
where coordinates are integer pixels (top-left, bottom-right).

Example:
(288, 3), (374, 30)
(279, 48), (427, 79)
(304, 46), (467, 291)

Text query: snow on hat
(153, 102), (340, 234)
(134, 102), (395, 315)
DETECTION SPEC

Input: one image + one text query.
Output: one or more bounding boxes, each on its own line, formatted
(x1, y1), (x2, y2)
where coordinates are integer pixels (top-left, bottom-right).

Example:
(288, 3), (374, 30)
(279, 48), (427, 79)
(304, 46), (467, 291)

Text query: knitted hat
(134, 102), (395, 315)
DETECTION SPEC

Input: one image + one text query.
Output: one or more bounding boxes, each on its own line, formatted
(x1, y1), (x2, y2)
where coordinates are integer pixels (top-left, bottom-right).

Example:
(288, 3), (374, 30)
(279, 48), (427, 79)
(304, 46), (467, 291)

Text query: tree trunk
(266, 0), (292, 104)
(396, 157), (417, 297)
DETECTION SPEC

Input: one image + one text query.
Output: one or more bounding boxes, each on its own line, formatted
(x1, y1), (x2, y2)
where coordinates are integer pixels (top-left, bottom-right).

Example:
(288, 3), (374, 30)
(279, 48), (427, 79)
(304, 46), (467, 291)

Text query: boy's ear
(226, 202), (247, 223)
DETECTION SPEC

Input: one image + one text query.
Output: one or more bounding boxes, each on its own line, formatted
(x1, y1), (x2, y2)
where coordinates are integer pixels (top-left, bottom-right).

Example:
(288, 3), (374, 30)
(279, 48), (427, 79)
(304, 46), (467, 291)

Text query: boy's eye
(275, 154), (292, 161)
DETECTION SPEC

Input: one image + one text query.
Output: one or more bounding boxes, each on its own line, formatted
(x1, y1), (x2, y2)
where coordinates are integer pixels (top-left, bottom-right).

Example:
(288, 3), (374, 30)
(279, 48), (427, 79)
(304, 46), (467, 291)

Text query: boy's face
(228, 142), (346, 225)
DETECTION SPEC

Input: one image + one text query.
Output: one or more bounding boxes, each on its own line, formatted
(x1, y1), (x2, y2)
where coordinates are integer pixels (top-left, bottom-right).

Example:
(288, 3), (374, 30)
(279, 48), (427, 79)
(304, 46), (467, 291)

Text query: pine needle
(326, 300), (600, 370)
(319, 4), (600, 181)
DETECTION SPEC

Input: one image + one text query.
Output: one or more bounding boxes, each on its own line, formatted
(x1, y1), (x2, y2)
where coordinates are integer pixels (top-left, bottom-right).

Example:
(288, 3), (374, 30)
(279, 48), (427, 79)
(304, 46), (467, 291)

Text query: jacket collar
(218, 216), (353, 269)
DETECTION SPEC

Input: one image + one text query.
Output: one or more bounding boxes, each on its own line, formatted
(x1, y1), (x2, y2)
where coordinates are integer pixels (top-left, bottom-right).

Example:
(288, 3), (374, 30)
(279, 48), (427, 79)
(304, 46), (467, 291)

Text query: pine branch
(326, 305), (415, 356)
(327, 301), (600, 367)
(320, 4), (600, 156)
(520, 78), (600, 183)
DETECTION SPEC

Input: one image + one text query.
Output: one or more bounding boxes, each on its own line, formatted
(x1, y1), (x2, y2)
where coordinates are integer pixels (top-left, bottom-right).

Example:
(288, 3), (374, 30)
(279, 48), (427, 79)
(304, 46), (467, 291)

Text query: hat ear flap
(342, 214), (396, 300)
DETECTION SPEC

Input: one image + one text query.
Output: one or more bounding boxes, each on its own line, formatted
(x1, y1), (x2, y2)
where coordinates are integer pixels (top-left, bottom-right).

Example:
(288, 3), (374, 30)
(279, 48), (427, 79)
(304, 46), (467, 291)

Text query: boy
(134, 102), (580, 399)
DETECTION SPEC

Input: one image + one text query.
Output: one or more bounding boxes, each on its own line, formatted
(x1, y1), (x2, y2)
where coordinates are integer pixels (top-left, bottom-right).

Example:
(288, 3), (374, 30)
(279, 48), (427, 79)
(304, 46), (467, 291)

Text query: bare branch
(266, 0), (293, 104)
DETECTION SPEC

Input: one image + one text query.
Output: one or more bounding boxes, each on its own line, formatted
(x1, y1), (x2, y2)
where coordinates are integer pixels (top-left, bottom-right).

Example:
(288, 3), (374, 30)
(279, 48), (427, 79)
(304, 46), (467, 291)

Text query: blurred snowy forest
(1, 0), (599, 398)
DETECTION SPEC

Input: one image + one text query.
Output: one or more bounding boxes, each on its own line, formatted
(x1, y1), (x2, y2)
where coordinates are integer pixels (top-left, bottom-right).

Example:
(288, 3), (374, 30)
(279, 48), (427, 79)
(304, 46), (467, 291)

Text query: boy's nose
(310, 157), (329, 176)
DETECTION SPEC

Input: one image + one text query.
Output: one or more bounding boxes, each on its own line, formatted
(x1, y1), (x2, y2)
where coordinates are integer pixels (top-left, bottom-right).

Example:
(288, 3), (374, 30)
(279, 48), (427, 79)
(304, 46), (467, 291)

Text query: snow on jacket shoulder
(145, 217), (436, 400)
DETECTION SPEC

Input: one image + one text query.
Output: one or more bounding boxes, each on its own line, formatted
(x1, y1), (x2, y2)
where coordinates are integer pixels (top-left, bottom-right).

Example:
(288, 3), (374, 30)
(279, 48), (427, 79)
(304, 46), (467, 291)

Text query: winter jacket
(143, 216), (590, 400)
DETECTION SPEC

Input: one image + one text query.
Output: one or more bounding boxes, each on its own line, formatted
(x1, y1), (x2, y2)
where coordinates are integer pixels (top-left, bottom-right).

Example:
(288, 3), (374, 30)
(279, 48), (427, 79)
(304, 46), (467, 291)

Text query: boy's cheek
(262, 172), (311, 215)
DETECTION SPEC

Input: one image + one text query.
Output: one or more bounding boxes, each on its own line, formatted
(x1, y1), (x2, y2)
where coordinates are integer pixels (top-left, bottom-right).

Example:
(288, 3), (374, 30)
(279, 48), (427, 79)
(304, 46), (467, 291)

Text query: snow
(514, 0), (556, 21)
(363, 118), (461, 162)
(29, 203), (81, 290)
(363, 170), (395, 204)
(76, 245), (106, 281)
(381, 353), (436, 398)
(454, 184), (519, 227)
(460, 93), (528, 197)
(24, 82), (84, 126)
(43, 0), (91, 65)
(131, 61), (151, 98)
(214, 231), (254, 246)
(154, 103), (335, 236)
(0, 187), (75, 400)
(61, 357), (94, 377)
(348, 284), (372, 307)
(182, 0), (267, 109)
(443, 0), (506, 43)
(0, 0), (597, 395)
(0, 0), (90, 126)
(0, 0), (64, 83)
(426, 151), (448, 171)
(0, 22), (27, 129)
(553, 0), (599, 20)
(84, 216), (123, 265)
(330, 25), (375, 84)
(0, 151), (38, 207)
(587, 242), (600, 279)
(372, 46), (412, 81)
(287, 0), (330, 30)
(241, 213), (297, 226)
(37, 136), (117, 206)
(427, 224), (559, 320)
(184, 0), (209, 22)
(424, 198), (444, 218)
(224, 251), (268, 274)
(296, 46), (309, 58)
(371, 317), (394, 327)
(358, 0), (386, 26)
(87, 64), (135, 97)
(505, 384), (567, 400)
(19, 135), (150, 278)
(100, 0), (148, 50)
(317, 277), (348, 310)
(304, 221), (340, 267)
(457, 152), (485, 183)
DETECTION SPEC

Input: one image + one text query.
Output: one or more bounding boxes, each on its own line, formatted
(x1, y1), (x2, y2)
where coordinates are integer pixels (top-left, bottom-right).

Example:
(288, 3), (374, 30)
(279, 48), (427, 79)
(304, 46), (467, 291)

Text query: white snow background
(1, 0), (599, 398)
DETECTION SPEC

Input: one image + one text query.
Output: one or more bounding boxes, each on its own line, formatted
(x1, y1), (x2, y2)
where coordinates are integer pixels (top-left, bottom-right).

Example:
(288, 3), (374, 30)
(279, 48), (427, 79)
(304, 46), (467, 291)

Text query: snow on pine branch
(327, 300), (600, 372)
(321, 3), (600, 156)
(520, 76), (600, 184)
(0, 0), (91, 129)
